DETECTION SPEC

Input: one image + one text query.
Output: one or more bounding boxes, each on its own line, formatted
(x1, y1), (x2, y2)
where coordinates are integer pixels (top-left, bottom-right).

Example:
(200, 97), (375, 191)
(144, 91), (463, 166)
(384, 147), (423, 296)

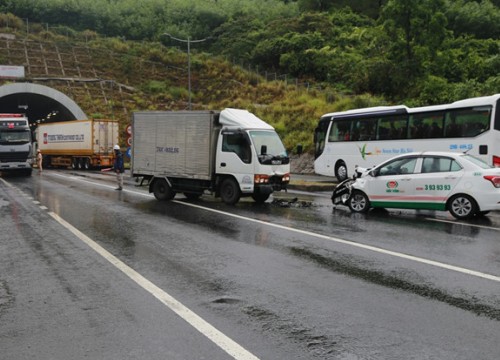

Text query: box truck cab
(132, 109), (290, 204)
(216, 108), (290, 203)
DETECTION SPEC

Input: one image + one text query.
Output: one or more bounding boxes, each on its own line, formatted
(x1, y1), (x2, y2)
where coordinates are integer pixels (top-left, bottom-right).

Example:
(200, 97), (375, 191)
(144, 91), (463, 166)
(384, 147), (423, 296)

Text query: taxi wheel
(348, 191), (370, 213)
(448, 194), (478, 219)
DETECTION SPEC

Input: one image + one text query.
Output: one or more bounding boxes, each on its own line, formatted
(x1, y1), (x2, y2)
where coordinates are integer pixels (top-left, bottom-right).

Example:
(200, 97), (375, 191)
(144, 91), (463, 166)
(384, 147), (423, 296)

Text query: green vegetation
(0, 0), (498, 152)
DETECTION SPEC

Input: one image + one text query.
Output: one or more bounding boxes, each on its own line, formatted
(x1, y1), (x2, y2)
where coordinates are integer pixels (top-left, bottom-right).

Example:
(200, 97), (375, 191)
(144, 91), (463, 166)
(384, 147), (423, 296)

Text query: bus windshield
(0, 130), (31, 144)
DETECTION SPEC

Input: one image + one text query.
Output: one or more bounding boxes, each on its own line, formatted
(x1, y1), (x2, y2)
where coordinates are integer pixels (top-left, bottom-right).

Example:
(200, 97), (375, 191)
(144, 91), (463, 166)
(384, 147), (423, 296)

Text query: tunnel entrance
(0, 83), (87, 128)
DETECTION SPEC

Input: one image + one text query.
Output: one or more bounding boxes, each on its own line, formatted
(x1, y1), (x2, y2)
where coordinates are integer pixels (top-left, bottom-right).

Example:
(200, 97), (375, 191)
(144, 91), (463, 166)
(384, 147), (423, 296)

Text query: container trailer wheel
(83, 158), (91, 170)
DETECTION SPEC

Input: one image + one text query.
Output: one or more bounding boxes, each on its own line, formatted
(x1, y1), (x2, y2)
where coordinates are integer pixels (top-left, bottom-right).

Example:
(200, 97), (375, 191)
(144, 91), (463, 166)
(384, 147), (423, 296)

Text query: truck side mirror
(296, 144), (303, 156)
(260, 145), (267, 155)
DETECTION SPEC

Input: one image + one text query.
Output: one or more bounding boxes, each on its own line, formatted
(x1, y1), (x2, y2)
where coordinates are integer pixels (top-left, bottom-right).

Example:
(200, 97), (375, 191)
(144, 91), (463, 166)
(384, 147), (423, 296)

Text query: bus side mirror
(261, 145), (267, 155)
(296, 144), (303, 156)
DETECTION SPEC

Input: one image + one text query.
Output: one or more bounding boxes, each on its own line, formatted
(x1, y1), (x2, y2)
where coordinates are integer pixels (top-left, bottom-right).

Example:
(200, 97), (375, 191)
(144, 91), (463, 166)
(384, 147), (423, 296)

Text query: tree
(380, 0), (450, 98)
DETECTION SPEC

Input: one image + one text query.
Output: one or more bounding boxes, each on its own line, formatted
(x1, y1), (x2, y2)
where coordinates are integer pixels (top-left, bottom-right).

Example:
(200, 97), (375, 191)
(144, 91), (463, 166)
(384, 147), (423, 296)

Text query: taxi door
(411, 156), (463, 210)
(363, 156), (419, 208)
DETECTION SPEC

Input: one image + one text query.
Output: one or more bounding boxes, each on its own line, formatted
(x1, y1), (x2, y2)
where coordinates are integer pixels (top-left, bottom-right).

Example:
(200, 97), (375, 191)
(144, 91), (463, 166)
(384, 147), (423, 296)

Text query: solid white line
(426, 217), (500, 232)
(172, 201), (500, 283)
(49, 211), (259, 360)
(49, 172), (500, 282)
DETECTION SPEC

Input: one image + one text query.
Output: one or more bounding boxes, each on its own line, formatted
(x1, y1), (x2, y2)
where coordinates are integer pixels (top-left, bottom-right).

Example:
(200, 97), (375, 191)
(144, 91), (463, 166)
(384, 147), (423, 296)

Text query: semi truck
(0, 113), (33, 176)
(131, 109), (290, 204)
(36, 119), (119, 170)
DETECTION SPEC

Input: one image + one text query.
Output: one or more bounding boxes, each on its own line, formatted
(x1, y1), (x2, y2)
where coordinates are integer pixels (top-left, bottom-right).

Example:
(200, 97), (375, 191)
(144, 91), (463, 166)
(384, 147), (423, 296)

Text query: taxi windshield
(462, 154), (492, 169)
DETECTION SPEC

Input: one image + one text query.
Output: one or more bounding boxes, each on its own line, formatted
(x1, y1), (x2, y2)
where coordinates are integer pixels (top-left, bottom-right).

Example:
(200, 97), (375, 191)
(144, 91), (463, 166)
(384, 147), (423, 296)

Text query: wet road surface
(1, 170), (499, 359)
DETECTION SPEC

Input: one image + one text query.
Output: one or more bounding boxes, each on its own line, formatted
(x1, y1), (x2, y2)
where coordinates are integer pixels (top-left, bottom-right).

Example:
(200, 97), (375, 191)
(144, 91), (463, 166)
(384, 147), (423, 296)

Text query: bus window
(378, 115), (408, 140)
(355, 119), (377, 141)
(409, 112), (444, 139)
(329, 120), (352, 142)
(447, 107), (491, 137)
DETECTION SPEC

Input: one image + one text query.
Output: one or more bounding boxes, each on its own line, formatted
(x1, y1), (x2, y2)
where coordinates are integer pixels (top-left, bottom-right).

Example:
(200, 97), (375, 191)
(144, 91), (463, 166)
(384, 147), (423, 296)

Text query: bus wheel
(335, 161), (348, 182)
(348, 191), (370, 213)
(448, 194), (477, 219)
(153, 179), (176, 201)
(220, 178), (241, 205)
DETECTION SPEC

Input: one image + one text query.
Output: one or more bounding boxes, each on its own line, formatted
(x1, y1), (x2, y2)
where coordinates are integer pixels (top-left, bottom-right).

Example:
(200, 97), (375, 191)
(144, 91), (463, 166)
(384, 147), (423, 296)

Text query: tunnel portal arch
(0, 83), (87, 124)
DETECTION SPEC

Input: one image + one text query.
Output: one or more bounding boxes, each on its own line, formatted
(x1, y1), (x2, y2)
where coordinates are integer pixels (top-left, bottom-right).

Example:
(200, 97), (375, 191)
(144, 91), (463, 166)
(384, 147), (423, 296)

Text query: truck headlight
(254, 174), (270, 184)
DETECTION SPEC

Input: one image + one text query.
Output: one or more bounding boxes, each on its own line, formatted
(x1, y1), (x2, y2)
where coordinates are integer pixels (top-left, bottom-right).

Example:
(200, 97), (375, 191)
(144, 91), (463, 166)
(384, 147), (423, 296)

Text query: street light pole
(162, 33), (208, 110)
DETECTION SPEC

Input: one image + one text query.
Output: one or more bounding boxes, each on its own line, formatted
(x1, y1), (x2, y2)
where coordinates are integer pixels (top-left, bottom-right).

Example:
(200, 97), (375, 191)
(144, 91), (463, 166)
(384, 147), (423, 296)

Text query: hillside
(0, 27), (386, 153)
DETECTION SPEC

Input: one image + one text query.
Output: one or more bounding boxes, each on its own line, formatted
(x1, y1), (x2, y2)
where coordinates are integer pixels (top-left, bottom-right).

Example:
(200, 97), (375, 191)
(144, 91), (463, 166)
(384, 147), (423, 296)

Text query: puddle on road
(290, 246), (500, 321)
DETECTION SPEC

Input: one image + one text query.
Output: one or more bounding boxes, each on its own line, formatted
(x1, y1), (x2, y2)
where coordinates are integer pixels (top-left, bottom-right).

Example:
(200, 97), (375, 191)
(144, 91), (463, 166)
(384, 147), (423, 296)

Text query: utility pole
(162, 33), (209, 110)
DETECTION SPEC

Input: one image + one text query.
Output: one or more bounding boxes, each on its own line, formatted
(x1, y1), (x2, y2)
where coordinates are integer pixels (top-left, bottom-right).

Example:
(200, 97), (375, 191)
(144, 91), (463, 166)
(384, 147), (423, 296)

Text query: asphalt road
(1, 170), (499, 359)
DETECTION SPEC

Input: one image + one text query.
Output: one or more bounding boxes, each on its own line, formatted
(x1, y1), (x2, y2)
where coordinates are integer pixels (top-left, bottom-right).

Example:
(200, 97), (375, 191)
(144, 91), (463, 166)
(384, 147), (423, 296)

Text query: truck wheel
(251, 193), (270, 204)
(220, 178), (241, 205)
(71, 158), (78, 170)
(153, 179), (176, 201)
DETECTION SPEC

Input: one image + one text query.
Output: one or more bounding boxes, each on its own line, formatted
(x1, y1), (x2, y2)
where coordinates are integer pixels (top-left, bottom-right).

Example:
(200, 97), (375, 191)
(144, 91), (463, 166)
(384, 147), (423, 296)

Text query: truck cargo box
(132, 111), (219, 180)
(37, 119), (118, 156)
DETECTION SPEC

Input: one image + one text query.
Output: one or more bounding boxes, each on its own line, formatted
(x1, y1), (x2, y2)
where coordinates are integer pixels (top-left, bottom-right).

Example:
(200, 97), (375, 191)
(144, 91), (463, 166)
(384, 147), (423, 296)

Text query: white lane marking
(49, 211), (259, 360)
(48, 173), (500, 282)
(426, 217), (500, 232)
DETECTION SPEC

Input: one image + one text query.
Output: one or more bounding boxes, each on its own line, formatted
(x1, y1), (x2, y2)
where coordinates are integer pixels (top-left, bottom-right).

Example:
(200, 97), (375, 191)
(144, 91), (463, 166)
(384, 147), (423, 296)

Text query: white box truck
(36, 119), (119, 169)
(132, 109), (290, 204)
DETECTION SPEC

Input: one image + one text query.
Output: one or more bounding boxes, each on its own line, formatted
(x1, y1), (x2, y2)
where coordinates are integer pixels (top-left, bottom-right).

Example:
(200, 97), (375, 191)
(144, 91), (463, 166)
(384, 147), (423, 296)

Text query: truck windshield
(249, 130), (288, 164)
(0, 130), (31, 144)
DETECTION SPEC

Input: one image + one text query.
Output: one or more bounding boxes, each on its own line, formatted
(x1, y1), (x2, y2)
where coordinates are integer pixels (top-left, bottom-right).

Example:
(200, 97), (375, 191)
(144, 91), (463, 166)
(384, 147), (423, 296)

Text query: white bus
(314, 94), (500, 181)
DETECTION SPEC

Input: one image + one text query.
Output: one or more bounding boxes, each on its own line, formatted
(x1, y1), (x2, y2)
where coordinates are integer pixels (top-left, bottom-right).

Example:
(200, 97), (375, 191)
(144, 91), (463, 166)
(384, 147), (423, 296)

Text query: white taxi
(340, 151), (500, 219)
